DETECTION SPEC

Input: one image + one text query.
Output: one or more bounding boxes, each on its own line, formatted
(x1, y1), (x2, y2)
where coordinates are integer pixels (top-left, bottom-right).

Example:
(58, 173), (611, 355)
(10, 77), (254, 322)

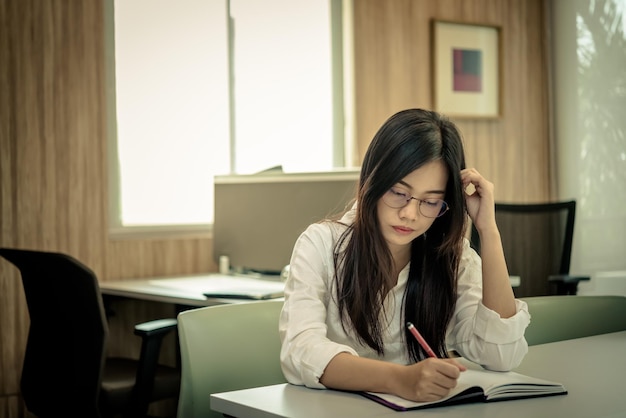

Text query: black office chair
(0, 247), (181, 418)
(470, 200), (589, 297)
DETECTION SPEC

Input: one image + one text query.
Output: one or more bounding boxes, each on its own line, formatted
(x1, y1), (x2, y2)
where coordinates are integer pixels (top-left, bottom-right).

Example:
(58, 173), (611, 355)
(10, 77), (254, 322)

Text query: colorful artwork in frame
(432, 21), (501, 118)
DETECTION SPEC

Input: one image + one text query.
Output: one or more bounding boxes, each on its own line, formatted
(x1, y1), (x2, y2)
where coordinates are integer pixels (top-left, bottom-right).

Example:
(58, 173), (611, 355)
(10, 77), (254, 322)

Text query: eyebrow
(397, 180), (446, 195)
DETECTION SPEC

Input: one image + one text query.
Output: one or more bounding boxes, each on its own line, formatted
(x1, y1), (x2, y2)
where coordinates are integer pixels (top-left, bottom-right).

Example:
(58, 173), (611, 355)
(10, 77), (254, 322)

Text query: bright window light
(109, 0), (343, 230)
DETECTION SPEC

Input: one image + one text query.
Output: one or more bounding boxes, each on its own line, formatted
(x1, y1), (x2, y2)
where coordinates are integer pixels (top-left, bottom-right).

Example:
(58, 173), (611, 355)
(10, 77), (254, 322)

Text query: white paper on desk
(149, 275), (285, 300)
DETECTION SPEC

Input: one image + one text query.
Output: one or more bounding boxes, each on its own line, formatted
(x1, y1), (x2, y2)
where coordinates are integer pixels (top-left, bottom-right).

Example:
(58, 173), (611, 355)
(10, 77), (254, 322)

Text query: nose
(399, 198), (421, 220)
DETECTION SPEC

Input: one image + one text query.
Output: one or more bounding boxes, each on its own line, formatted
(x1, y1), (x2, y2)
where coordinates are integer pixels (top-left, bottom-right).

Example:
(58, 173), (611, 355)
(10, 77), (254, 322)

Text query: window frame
(104, 0), (354, 239)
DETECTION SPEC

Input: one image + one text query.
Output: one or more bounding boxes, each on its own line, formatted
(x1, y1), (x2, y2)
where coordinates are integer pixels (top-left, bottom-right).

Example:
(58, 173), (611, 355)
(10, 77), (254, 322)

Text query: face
(376, 160), (449, 259)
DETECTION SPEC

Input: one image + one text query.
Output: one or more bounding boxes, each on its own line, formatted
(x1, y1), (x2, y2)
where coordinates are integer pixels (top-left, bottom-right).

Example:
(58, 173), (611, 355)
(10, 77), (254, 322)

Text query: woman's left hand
(460, 168), (497, 232)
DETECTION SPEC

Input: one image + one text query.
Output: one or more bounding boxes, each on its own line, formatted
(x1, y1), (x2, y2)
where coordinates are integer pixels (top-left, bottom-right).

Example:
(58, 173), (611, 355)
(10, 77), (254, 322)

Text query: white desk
(211, 331), (626, 418)
(100, 274), (516, 306)
(100, 273), (284, 308)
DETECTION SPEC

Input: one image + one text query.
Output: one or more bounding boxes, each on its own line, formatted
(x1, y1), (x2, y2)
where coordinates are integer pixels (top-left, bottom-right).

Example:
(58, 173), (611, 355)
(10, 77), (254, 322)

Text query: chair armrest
(128, 318), (179, 418)
(548, 275), (591, 296)
(548, 274), (591, 283)
(134, 318), (178, 338)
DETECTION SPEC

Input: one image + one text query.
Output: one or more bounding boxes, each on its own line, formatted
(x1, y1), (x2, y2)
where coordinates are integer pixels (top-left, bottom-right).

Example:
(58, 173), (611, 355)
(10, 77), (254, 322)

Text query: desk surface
(100, 274), (517, 307)
(100, 273), (284, 307)
(211, 331), (626, 418)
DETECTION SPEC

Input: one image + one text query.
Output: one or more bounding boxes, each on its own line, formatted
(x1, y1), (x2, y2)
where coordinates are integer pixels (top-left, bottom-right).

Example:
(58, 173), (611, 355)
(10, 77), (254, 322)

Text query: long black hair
(333, 108), (467, 361)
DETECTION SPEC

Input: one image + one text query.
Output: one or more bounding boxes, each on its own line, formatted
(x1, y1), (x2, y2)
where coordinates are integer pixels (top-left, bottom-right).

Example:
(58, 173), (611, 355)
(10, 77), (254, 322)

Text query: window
(106, 0), (348, 235)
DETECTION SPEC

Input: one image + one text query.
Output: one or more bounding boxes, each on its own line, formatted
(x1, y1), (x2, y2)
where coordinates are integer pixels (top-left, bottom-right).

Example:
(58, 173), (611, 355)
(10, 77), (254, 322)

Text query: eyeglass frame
(381, 187), (449, 218)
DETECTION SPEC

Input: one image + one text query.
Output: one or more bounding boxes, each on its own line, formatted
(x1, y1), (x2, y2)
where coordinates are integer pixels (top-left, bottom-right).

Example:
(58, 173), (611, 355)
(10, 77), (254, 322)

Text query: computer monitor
(213, 169), (360, 275)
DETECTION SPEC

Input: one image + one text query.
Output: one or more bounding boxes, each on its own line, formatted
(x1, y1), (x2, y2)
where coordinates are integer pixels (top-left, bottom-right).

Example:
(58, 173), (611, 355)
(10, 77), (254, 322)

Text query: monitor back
(213, 170), (359, 274)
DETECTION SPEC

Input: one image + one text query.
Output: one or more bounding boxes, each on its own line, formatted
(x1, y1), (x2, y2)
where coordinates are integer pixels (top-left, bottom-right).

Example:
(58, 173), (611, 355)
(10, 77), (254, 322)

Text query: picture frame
(432, 20), (502, 119)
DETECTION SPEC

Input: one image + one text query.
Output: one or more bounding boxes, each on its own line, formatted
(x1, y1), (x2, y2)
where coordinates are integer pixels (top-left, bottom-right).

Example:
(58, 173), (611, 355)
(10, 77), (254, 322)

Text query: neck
(390, 249), (410, 283)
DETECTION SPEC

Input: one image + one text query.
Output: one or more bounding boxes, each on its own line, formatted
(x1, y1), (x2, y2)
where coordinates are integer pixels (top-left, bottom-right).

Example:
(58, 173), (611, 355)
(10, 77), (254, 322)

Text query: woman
(279, 108), (529, 402)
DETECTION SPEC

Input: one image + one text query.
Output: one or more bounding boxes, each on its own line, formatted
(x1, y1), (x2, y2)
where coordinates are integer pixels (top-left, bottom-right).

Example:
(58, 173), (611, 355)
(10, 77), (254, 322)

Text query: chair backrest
(177, 300), (286, 418)
(0, 247), (107, 417)
(470, 200), (576, 297)
(521, 295), (626, 345)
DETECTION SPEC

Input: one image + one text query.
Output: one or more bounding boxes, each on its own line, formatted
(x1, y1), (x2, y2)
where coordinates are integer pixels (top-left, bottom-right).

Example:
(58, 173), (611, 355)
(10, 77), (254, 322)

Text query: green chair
(522, 295), (626, 345)
(176, 300), (286, 418)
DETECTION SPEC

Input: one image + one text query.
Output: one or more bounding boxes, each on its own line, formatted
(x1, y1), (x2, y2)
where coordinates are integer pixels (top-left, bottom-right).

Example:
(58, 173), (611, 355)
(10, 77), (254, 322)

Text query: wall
(353, 0), (553, 203)
(0, 0), (551, 416)
(0, 1), (213, 416)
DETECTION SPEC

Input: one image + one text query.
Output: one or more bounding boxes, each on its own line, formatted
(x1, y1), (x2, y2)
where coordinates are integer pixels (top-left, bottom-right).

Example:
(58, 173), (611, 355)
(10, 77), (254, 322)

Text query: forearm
(477, 226), (516, 318)
(319, 352), (402, 393)
(320, 352), (467, 402)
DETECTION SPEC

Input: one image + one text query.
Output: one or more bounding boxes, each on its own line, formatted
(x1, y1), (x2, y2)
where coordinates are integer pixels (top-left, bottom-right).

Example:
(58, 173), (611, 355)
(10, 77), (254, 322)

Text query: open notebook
(362, 364), (567, 411)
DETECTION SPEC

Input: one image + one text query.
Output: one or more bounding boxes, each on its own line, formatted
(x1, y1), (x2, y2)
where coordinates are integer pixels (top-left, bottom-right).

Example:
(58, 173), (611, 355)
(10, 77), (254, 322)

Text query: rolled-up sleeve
(446, 240), (530, 371)
(279, 224), (358, 388)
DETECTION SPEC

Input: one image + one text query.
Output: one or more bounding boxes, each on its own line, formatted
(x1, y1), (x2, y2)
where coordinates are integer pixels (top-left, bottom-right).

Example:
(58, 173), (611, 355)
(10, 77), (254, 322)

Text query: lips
(392, 225), (414, 234)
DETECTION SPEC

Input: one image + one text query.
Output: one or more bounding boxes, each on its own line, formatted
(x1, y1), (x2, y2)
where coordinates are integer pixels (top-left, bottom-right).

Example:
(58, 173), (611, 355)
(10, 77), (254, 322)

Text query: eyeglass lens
(383, 189), (448, 218)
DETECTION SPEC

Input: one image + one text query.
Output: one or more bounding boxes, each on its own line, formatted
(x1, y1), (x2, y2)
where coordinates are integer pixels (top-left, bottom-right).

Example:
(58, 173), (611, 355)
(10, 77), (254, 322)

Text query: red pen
(406, 322), (438, 358)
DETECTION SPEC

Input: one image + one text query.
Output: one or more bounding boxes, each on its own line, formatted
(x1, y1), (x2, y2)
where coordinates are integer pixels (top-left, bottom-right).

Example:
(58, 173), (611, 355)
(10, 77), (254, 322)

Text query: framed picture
(432, 20), (501, 118)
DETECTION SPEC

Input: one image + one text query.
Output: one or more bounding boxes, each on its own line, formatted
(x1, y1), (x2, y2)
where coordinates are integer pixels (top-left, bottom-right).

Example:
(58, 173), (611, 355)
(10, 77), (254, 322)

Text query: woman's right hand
(392, 358), (467, 402)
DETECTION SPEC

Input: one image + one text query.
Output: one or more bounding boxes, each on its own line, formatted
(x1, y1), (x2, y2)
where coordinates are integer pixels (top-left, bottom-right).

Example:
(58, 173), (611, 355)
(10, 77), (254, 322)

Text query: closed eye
(390, 187), (409, 198)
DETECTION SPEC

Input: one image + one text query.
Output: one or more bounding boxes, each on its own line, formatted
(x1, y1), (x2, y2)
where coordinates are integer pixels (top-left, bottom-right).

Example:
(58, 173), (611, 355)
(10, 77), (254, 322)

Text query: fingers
(411, 358), (465, 400)
(460, 168), (497, 230)
(460, 168), (493, 196)
(430, 370), (459, 391)
(422, 379), (455, 401)
(444, 357), (468, 373)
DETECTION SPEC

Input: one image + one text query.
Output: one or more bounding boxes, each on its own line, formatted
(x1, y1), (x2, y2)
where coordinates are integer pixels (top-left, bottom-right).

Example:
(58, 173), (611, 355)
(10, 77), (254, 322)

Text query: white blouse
(279, 209), (530, 389)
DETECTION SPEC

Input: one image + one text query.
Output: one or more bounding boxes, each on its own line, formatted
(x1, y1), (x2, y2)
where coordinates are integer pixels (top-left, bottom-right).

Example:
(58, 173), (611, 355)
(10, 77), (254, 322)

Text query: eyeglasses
(382, 187), (449, 218)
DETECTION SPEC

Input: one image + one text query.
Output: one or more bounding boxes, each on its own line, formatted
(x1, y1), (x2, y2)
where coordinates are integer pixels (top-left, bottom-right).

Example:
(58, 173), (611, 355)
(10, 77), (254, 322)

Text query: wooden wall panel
(105, 238), (213, 280)
(0, 1), (214, 415)
(0, 0), (551, 416)
(353, 0), (553, 203)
